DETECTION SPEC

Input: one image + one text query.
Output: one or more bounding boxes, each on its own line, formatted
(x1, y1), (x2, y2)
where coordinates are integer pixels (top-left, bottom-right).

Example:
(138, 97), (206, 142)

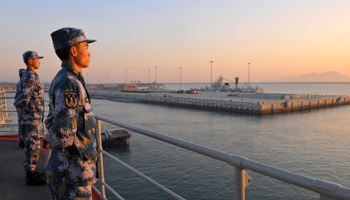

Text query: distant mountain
(264, 71), (350, 82)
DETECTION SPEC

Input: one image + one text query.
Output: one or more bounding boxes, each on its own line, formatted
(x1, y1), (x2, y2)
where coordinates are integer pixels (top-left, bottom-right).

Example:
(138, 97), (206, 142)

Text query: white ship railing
(94, 115), (350, 200)
(0, 88), (8, 124)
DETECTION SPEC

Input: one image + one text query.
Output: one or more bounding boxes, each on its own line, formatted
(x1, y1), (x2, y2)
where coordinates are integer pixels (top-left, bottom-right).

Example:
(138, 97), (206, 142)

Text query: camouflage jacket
(14, 81), (21, 108)
(45, 62), (98, 186)
(14, 69), (25, 107)
(15, 68), (44, 121)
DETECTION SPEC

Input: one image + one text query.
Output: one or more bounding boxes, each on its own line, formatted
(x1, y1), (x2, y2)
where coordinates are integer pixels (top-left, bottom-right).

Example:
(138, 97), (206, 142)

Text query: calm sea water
(2, 83), (350, 200)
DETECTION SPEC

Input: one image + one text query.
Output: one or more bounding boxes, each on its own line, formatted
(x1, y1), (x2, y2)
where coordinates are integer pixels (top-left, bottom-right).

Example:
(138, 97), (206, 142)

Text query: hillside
(266, 71), (350, 82)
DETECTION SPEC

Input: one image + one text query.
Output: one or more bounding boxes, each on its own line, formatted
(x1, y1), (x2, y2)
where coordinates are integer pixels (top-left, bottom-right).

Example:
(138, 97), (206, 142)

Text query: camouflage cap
(51, 27), (97, 50)
(23, 51), (44, 63)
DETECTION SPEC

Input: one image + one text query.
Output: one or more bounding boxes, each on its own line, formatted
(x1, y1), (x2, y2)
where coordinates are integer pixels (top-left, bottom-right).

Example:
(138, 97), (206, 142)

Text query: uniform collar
(26, 68), (38, 76)
(61, 62), (86, 85)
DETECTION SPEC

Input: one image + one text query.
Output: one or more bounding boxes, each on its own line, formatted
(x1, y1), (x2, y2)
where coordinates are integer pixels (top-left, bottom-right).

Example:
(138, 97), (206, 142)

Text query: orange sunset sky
(0, 1), (349, 83)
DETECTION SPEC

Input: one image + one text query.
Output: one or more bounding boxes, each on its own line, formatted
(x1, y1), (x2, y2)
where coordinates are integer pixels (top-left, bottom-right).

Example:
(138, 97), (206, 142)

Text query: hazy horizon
(1, 1), (349, 84)
(2, 70), (350, 84)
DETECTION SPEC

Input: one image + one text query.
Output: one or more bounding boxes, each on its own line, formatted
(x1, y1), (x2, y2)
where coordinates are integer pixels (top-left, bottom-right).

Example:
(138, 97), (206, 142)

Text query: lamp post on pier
(125, 69), (127, 84)
(87, 73), (88, 85)
(210, 61), (214, 97)
(180, 67), (182, 90)
(148, 70), (150, 84)
(154, 66), (157, 86)
(248, 63), (250, 93)
(105, 73), (107, 84)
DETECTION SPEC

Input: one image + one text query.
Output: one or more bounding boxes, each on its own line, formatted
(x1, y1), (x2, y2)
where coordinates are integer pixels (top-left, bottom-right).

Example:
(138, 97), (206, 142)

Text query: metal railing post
(234, 166), (252, 200)
(234, 167), (245, 200)
(96, 118), (106, 199)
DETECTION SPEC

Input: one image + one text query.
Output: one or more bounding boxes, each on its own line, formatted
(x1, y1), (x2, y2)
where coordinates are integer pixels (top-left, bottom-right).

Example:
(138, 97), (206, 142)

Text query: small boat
(101, 129), (131, 147)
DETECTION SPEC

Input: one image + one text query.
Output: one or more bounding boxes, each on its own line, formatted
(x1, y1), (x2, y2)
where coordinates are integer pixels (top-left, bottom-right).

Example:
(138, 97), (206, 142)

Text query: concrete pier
(89, 90), (350, 115)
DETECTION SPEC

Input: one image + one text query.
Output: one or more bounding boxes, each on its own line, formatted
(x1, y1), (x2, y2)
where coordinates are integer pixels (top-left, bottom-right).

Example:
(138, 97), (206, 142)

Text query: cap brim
(86, 39), (97, 44)
(33, 56), (44, 59)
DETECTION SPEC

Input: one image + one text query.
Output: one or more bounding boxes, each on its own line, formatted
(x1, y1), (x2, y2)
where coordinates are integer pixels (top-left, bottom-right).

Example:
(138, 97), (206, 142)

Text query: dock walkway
(0, 139), (51, 200)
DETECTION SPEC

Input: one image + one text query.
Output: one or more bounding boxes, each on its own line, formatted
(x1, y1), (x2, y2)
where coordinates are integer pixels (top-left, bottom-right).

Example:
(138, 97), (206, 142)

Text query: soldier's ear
(27, 59), (33, 65)
(70, 46), (77, 57)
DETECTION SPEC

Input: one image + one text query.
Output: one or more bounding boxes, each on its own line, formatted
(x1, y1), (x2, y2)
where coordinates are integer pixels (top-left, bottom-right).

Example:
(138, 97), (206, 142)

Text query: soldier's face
(74, 42), (91, 69)
(31, 58), (40, 70)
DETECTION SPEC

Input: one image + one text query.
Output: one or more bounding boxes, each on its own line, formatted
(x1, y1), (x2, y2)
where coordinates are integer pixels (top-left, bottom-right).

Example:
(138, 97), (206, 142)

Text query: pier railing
(94, 115), (350, 200)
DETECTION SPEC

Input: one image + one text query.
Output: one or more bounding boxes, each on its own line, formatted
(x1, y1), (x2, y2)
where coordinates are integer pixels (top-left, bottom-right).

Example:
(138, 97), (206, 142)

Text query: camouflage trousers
(16, 108), (23, 140)
(22, 121), (41, 172)
(48, 178), (92, 200)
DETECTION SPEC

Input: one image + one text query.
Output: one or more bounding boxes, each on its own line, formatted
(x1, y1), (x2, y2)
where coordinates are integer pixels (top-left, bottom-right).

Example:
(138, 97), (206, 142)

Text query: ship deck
(0, 138), (51, 200)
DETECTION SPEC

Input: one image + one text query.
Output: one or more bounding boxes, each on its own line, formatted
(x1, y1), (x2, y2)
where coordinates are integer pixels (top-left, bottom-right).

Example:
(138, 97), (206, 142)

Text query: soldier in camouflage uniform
(14, 68), (26, 148)
(44, 27), (98, 200)
(16, 51), (47, 185)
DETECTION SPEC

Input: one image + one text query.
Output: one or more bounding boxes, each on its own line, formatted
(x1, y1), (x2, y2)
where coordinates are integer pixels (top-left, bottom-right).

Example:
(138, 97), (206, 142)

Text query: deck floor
(0, 139), (52, 200)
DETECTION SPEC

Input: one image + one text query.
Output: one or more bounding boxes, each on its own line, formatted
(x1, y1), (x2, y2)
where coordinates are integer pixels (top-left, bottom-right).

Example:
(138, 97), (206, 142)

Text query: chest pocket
(83, 102), (95, 131)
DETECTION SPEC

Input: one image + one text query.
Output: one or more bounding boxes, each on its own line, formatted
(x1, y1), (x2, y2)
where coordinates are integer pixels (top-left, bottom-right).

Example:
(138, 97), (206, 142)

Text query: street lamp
(148, 70), (150, 84)
(210, 61), (214, 97)
(105, 73), (107, 84)
(248, 63), (250, 93)
(180, 67), (182, 90)
(154, 66), (157, 86)
(125, 69), (127, 84)
(87, 73), (88, 85)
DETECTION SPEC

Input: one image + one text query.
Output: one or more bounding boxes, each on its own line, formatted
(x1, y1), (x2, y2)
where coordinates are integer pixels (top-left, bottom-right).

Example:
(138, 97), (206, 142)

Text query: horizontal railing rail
(100, 147), (184, 200)
(91, 184), (107, 200)
(94, 116), (185, 200)
(94, 114), (350, 200)
(0, 131), (18, 133)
